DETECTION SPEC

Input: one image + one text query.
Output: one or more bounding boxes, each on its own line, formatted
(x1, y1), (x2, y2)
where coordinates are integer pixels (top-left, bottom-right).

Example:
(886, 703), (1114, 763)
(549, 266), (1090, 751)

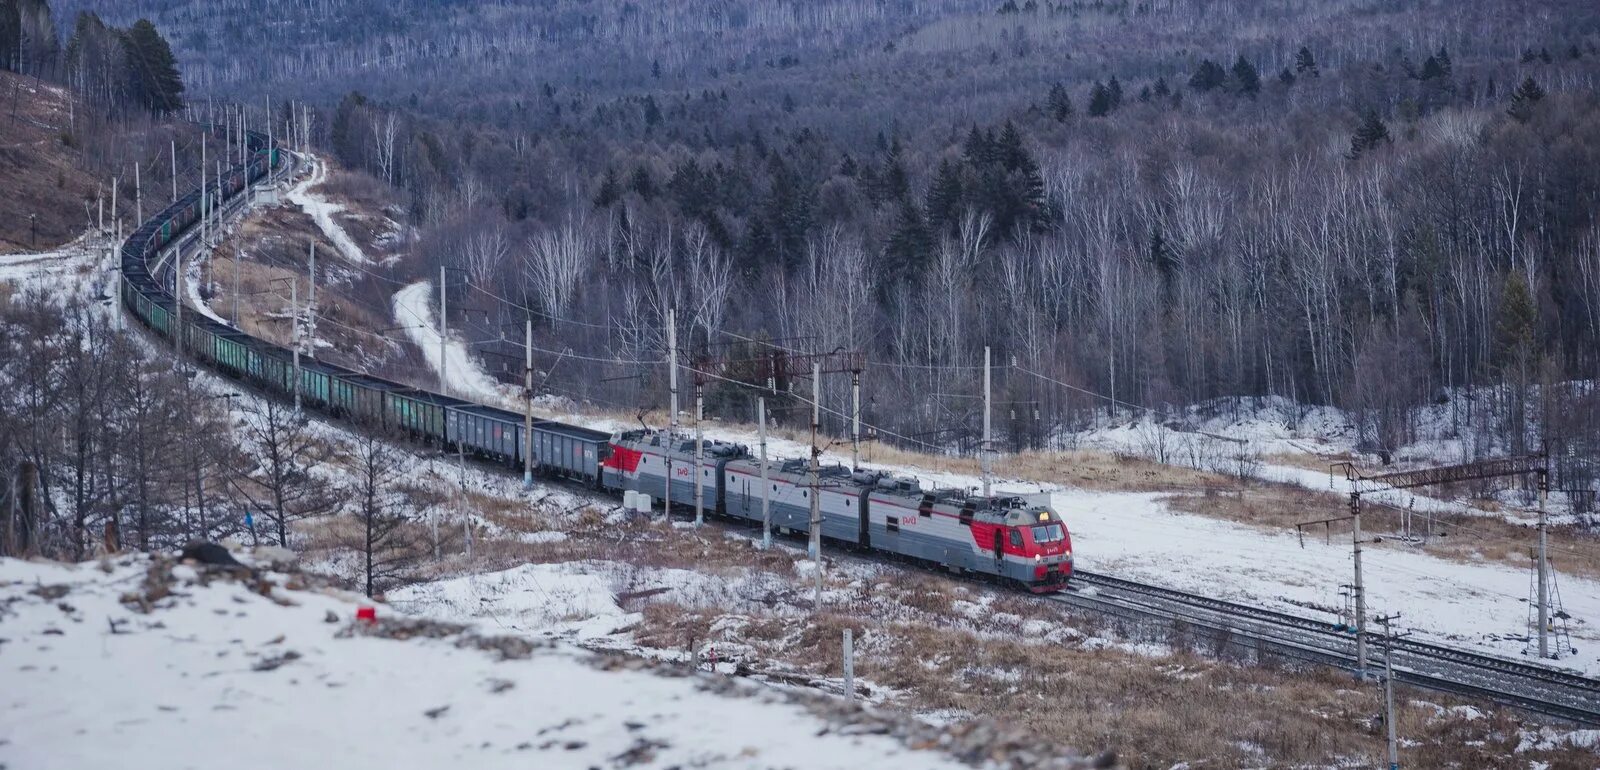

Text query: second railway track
(1059, 570), (1600, 725)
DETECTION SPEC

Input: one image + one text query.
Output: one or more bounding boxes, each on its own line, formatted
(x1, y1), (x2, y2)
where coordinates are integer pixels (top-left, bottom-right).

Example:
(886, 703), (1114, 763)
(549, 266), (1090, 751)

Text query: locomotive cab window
(1009, 529), (1023, 548)
(1031, 523), (1066, 544)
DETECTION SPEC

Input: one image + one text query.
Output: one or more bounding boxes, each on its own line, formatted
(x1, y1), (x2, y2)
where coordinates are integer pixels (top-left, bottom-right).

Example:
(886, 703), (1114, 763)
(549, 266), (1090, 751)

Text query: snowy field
(0, 556), (1003, 770)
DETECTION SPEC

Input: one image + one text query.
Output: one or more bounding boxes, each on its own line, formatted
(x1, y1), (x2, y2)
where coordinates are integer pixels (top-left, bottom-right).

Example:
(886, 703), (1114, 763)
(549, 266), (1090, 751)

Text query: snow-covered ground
(0, 555), (1005, 770)
(1057, 489), (1600, 672)
(0, 232), (118, 308)
(284, 157), (377, 266)
(391, 279), (523, 406)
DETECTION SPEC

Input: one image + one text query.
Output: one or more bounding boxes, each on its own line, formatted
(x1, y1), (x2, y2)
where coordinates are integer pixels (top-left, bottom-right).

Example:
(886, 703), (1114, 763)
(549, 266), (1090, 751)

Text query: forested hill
(47, 0), (1600, 464)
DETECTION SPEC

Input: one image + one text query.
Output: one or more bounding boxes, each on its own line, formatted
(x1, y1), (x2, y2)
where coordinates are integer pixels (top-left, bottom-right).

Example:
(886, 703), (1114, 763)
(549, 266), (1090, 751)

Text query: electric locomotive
(602, 429), (1073, 592)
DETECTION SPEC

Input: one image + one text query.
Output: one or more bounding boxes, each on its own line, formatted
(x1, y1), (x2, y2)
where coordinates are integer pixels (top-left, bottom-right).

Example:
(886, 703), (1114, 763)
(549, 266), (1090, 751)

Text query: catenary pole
(1382, 613), (1401, 770)
(666, 308), (678, 516)
(438, 264), (447, 394)
(307, 242), (316, 357)
(809, 361), (823, 607)
(523, 317), (534, 489)
(759, 397), (771, 549)
(851, 369), (861, 470)
(291, 278), (302, 413)
(694, 379), (704, 527)
(1538, 469), (1550, 658)
(1352, 492), (1368, 677)
(982, 345), (993, 498)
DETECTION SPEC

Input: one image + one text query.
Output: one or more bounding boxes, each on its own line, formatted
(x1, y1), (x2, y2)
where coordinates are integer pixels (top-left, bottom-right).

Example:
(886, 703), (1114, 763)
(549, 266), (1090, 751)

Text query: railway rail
(1061, 570), (1600, 725)
(120, 125), (1600, 729)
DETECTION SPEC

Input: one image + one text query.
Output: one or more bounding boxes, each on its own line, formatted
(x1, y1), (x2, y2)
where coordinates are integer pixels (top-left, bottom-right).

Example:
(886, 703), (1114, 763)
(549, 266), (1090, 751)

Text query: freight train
(119, 127), (1073, 593)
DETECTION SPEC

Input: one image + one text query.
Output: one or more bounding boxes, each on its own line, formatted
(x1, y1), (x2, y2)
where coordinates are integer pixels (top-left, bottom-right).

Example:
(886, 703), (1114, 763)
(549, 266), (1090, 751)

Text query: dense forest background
(26, 0), (1600, 492)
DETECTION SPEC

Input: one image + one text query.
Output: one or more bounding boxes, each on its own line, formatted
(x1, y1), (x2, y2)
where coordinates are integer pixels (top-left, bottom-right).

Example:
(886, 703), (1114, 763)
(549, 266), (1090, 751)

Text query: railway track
(125, 129), (1600, 729)
(1058, 570), (1600, 725)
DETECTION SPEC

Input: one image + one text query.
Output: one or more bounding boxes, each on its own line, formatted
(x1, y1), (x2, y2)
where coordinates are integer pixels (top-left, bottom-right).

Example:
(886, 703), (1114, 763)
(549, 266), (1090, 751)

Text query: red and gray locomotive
(602, 430), (1073, 592)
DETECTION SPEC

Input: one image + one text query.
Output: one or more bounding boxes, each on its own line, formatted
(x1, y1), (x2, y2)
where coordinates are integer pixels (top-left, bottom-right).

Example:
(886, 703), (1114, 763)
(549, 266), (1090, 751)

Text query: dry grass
(609, 538), (1594, 769)
(0, 71), (98, 253)
(1165, 485), (1600, 581)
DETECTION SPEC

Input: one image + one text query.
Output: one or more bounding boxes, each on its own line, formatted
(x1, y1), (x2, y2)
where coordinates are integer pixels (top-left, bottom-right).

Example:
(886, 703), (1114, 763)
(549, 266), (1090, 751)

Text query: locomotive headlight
(1034, 554), (1042, 563)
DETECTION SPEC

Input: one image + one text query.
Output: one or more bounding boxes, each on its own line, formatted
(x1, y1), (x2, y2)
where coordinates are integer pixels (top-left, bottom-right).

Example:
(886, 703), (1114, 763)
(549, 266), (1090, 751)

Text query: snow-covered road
(391, 280), (520, 406)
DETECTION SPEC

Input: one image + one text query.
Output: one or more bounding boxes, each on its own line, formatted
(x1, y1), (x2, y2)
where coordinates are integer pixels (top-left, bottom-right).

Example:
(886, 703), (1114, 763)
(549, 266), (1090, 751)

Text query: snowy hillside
(0, 554), (1107, 770)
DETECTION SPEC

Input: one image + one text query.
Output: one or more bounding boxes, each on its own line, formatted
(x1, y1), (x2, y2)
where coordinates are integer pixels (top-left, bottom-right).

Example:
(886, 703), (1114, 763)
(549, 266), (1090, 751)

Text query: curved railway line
(117, 127), (1600, 728)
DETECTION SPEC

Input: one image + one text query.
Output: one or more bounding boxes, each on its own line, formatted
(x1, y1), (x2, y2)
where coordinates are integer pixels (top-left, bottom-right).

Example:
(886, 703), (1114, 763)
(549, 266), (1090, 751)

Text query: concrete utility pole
(1351, 492), (1368, 677)
(1379, 613), (1403, 770)
(694, 378), (705, 527)
(809, 361), (823, 608)
(438, 265), (447, 395)
(110, 177), (117, 229)
(135, 162), (141, 225)
(982, 345), (993, 498)
(232, 250), (241, 327)
(523, 317), (534, 489)
(759, 396), (771, 549)
(212, 159), (221, 293)
(666, 307), (678, 515)
(307, 243), (316, 357)
(1537, 470), (1550, 658)
(851, 368), (862, 470)
(843, 628), (855, 703)
(291, 278), (302, 413)
(171, 139), (177, 203)
(174, 241), (184, 361)
(201, 133), (207, 248)
(458, 441), (471, 560)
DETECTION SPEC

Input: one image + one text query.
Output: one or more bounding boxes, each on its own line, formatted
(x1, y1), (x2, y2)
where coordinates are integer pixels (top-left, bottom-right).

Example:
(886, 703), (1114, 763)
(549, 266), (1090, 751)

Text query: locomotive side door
(992, 529), (1004, 568)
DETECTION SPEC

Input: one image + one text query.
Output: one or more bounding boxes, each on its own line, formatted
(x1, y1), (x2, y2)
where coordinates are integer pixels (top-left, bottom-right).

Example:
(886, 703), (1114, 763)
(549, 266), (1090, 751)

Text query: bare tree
(523, 210), (594, 320)
(342, 424), (422, 597)
(238, 397), (342, 547)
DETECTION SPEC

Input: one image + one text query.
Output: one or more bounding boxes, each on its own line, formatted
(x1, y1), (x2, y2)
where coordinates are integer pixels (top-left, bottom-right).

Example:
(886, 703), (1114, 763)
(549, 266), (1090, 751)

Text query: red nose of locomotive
(1007, 502), (1072, 592)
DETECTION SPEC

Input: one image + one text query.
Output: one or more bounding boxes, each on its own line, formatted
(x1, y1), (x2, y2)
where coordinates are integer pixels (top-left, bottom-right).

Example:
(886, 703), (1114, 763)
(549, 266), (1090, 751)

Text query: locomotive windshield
(1031, 523), (1066, 543)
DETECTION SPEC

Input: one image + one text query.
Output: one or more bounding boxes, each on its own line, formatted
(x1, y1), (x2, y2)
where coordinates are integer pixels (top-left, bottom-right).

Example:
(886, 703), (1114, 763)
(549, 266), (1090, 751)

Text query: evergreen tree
(1279, 67), (1296, 86)
(996, 120), (1030, 171)
(1189, 59), (1227, 92)
(1107, 77), (1124, 109)
(962, 125), (995, 166)
(1507, 76), (1545, 123)
(838, 153), (858, 177)
(1047, 81), (1074, 121)
(642, 95), (662, 127)
(1087, 80), (1113, 116)
(1420, 55), (1445, 81)
(122, 19), (183, 113)
(1294, 46), (1319, 77)
(630, 166), (655, 199)
(882, 150), (911, 202)
(651, 59), (661, 78)
(1493, 272), (1538, 373)
(1153, 76), (1171, 98)
(1348, 110), (1391, 158)
(883, 199), (932, 285)
(1435, 47), (1453, 76)
(925, 159), (965, 234)
(1231, 54), (1260, 97)
(593, 166), (622, 208)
